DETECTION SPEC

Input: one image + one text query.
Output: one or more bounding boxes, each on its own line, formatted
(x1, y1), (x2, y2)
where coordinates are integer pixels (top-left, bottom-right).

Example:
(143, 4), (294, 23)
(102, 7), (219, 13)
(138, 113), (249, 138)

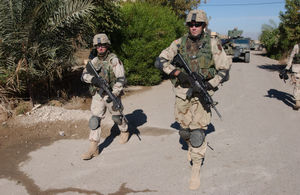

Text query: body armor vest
(94, 52), (117, 89)
(292, 44), (300, 64)
(178, 33), (216, 80)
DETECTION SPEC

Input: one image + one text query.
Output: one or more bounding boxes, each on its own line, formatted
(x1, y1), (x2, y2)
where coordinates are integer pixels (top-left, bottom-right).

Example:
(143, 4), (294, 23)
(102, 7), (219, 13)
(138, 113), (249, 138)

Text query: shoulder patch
(174, 39), (180, 46)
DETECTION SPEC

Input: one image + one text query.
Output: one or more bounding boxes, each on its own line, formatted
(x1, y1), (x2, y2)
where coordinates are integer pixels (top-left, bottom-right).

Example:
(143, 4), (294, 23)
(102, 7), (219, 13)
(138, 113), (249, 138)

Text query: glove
(279, 69), (288, 80)
(177, 72), (192, 88)
(106, 96), (112, 103)
(91, 77), (103, 88)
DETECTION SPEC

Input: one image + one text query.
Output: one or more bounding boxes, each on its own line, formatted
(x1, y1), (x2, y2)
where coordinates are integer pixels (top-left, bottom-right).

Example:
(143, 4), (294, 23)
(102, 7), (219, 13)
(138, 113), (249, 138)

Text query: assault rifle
(172, 53), (222, 119)
(86, 61), (128, 124)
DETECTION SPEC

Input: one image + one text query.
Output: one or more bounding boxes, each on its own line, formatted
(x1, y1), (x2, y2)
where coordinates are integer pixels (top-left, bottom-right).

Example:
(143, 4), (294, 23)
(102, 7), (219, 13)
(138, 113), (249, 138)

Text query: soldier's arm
(157, 39), (181, 75)
(111, 57), (126, 96)
(209, 38), (232, 88)
(286, 44), (299, 70)
(81, 58), (98, 83)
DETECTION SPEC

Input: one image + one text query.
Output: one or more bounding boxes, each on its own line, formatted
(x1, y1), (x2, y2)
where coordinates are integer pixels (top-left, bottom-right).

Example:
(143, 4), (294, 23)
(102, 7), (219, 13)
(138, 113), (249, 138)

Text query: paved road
(1, 51), (300, 195)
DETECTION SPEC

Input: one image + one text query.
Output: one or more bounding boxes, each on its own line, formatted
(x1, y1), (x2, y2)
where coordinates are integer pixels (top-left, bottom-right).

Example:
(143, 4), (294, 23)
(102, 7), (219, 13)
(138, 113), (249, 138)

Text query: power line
(200, 2), (285, 7)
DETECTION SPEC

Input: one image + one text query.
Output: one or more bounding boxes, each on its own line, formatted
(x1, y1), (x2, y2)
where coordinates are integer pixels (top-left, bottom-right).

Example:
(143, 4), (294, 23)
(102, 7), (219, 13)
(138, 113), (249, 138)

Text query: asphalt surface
(1, 51), (300, 195)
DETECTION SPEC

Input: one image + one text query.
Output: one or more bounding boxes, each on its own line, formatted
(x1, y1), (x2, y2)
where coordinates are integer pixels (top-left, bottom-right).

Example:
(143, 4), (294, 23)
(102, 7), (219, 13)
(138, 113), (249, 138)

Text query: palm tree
(0, 0), (94, 103)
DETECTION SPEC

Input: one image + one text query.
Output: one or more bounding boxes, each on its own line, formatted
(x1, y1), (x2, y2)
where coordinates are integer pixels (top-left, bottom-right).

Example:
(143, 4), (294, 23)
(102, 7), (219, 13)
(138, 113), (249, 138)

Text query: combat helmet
(186, 10), (208, 26)
(93, 33), (111, 46)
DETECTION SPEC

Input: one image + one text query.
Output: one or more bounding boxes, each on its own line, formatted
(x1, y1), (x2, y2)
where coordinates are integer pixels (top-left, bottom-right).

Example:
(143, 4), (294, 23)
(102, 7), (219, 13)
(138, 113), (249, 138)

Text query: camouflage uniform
(157, 10), (231, 190)
(285, 43), (300, 108)
(81, 34), (128, 160)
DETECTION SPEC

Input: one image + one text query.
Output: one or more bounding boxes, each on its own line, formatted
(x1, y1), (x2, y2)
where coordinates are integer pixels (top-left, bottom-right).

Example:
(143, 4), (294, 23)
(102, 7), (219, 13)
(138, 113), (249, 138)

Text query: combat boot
(119, 131), (129, 144)
(294, 100), (300, 110)
(189, 163), (201, 190)
(81, 140), (99, 160)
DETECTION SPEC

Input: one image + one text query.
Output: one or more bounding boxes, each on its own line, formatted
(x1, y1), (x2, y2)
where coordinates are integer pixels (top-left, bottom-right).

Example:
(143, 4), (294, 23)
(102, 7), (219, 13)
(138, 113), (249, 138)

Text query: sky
(198, 0), (286, 40)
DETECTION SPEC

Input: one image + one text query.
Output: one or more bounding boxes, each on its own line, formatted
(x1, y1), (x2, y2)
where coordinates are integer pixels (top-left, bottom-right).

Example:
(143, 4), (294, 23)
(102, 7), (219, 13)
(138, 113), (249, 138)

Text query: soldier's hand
(106, 96), (112, 103)
(177, 71), (192, 88)
(279, 69), (288, 80)
(91, 77), (104, 88)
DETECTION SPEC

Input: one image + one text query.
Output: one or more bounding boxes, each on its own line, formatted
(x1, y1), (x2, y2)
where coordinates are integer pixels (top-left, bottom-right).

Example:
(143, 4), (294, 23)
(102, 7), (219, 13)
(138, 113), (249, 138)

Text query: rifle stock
(172, 53), (222, 119)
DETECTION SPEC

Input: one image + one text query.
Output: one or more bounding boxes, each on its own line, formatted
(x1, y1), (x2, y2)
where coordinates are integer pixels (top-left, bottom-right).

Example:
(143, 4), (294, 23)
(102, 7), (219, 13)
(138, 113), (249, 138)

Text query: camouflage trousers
(292, 64), (300, 101)
(89, 93), (128, 142)
(175, 96), (211, 129)
(175, 96), (211, 161)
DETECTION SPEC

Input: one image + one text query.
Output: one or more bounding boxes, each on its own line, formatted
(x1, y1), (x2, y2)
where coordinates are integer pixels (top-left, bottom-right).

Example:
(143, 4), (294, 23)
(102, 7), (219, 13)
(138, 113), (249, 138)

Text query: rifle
(172, 53), (222, 119)
(86, 61), (128, 124)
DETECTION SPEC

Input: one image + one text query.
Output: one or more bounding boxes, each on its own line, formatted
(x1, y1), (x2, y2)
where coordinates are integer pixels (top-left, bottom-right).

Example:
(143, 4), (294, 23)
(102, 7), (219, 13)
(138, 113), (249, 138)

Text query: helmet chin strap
(188, 31), (203, 41)
(97, 50), (109, 59)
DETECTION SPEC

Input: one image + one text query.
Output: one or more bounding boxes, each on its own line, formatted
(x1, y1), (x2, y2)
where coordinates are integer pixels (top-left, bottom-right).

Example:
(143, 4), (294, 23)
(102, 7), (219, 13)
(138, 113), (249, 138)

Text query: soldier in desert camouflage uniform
(279, 43), (300, 110)
(81, 33), (129, 160)
(155, 10), (231, 190)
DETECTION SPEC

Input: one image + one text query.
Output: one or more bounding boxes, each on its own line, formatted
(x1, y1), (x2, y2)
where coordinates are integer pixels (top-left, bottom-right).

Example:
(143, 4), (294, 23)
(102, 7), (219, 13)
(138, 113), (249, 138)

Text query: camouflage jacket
(82, 52), (126, 96)
(286, 43), (300, 72)
(159, 32), (232, 100)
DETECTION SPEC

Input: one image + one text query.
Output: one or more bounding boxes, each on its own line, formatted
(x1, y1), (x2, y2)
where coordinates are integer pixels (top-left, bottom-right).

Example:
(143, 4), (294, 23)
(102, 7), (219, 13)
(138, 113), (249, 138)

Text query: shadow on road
(232, 57), (247, 63)
(98, 109), (147, 154)
(257, 64), (285, 73)
(265, 89), (295, 109)
(170, 122), (215, 151)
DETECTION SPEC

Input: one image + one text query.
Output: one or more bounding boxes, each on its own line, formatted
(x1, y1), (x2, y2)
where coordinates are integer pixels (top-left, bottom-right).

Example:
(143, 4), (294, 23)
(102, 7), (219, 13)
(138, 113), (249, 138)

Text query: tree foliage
(278, 0), (300, 51)
(259, 20), (280, 58)
(92, 0), (122, 33)
(259, 0), (299, 59)
(116, 2), (185, 85)
(0, 0), (94, 100)
(136, 0), (204, 18)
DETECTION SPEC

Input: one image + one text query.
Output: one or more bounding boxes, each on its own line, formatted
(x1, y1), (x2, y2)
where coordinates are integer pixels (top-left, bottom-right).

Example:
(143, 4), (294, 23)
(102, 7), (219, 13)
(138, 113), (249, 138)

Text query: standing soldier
(155, 10), (231, 190)
(81, 33), (129, 160)
(279, 42), (300, 110)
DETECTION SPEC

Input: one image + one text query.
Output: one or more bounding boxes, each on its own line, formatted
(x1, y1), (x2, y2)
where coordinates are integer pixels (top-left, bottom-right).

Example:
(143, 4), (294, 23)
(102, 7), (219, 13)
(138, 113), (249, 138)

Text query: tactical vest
(94, 52), (117, 89)
(292, 43), (300, 64)
(89, 52), (117, 96)
(178, 33), (216, 80)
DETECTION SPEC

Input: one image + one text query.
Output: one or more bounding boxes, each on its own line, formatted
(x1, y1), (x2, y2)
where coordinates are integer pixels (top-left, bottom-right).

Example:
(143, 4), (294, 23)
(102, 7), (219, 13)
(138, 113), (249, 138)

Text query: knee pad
(190, 129), (205, 148)
(89, 116), (101, 130)
(179, 128), (190, 140)
(112, 115), (123, 125)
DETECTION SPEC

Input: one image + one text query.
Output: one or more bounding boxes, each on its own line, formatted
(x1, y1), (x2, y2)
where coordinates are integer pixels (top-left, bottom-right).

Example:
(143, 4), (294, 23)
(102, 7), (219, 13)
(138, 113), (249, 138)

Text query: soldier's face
(96, 44), (108, 54)
(188, 22), (204, 37)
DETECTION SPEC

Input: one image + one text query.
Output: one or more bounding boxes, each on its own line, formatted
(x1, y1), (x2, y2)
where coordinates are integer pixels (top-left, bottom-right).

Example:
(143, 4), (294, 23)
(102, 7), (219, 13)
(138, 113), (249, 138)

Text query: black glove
(91, 77), (104, 88)
(279, 69), (288, 80)
(112, 101), (119, 112)
(106, 96), (112, 103)
(177, 72), (192, 88)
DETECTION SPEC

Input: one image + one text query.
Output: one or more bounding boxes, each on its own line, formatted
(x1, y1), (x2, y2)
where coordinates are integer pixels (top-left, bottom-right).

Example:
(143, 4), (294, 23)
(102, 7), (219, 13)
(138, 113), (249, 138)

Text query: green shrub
(116, 2), (185, 86)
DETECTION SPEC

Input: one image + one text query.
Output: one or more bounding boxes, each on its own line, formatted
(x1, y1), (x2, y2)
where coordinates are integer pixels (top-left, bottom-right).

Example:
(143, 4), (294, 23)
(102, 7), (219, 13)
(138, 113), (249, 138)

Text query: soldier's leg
(175, 97), (193, 161)
(293, 71), (300, 110)
(81, 93), (106, 160)
(188, 99), (211, 190)
(107, 97), (129, 144)
(189, 139), (207, 190)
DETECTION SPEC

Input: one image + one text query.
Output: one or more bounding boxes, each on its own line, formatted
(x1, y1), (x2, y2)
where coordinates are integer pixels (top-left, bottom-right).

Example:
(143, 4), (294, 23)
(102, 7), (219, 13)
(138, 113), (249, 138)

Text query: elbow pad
(154, 57), (168, 71)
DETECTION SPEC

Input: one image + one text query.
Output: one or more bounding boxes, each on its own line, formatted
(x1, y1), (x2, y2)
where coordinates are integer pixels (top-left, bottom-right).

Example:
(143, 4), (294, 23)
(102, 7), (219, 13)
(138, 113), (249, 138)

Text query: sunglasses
(96, 44), (108, 48)
(187, 22), (204, 28)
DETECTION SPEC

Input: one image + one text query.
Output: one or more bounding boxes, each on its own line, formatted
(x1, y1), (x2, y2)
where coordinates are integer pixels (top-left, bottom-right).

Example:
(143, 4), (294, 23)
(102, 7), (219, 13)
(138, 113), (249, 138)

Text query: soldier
(155, 10), (231, 190)
(81, 33), (129, 160)
(279, 43), (300, 110)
